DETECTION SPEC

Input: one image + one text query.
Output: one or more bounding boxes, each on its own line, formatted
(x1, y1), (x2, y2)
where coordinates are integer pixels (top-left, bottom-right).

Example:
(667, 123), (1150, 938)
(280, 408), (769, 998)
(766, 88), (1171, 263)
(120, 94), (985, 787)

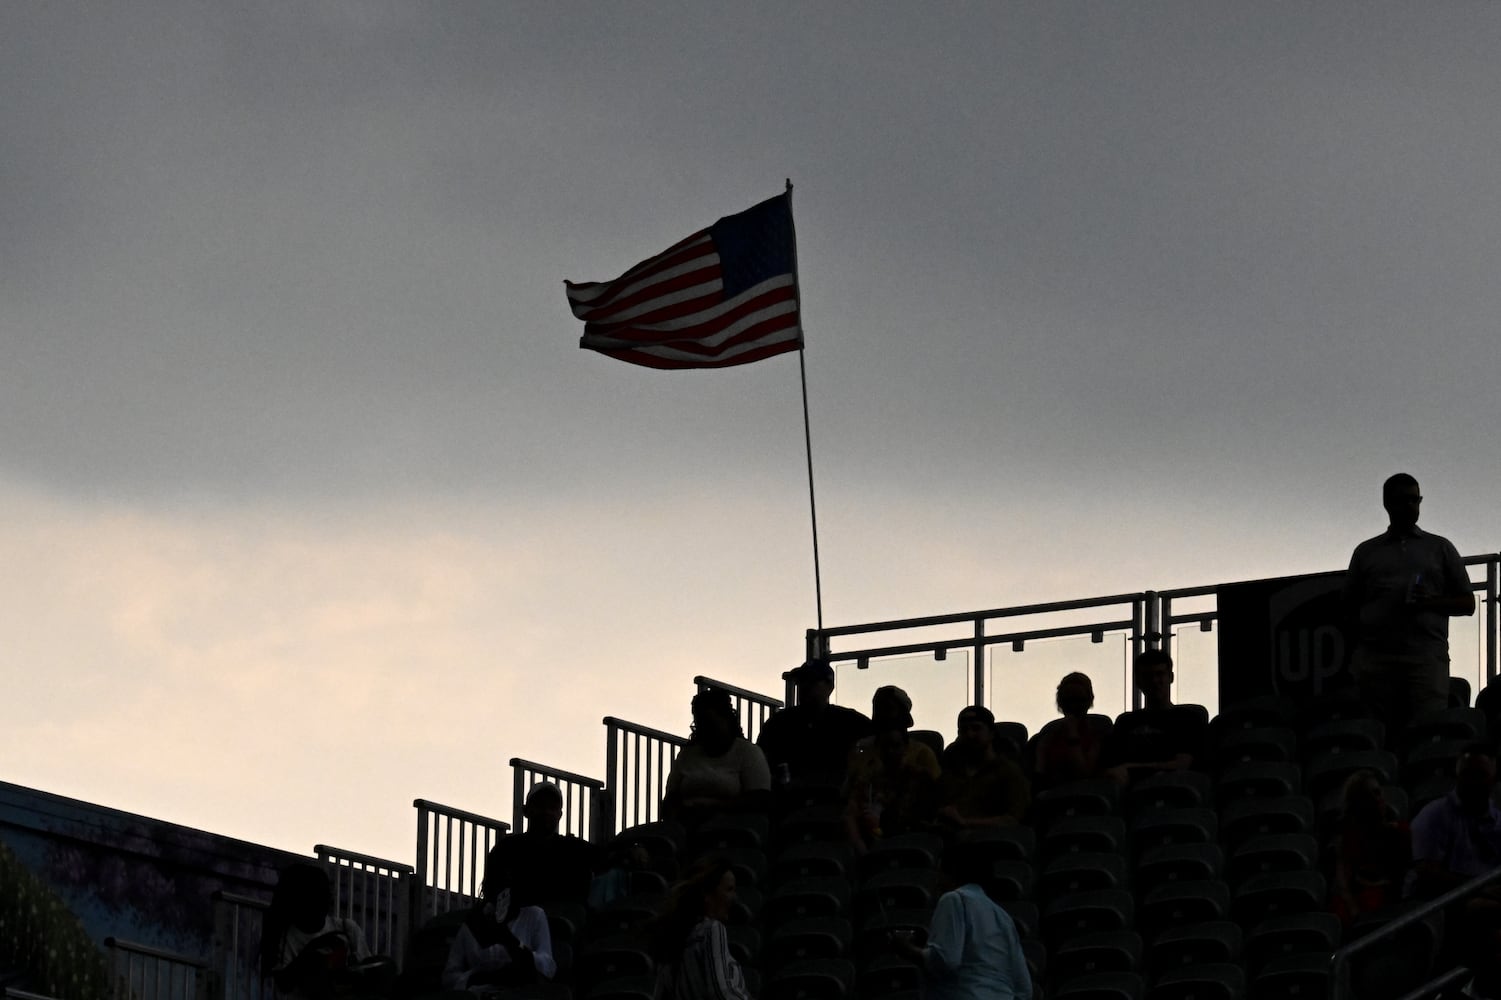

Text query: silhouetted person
(662, 688), (771, 828)
(485, 782), (598, 909)
(649, 858), (753, 1000)
(1344, 473), (1475, 737)
(262, 863), (387, 1000)
(845, 688), (940, 853)
(888, 841), (1032, 1000)
(445, 851), (557, 991)
(1102, 650), (1207, 786)
(1328, 769), (1411, 928)
(936, 705), (1030, 832)
(757, 658), (872, 785)
(1032, 672), (1112, 788)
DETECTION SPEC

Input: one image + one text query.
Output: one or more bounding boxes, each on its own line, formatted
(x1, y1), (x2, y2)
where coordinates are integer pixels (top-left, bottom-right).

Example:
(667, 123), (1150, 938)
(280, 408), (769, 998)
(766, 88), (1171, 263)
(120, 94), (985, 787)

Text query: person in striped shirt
(649, 858), (752, 1000)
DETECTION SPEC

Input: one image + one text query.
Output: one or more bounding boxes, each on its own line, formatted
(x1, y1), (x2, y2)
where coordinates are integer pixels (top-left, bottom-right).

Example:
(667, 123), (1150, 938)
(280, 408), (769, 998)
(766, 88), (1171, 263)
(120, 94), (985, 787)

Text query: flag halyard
(566, 193), (803, 369)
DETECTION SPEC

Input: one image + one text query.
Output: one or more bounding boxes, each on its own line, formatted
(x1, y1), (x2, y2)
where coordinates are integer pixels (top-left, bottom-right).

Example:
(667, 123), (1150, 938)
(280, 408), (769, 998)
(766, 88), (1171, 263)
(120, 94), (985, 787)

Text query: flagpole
(786, 179), (824, 633)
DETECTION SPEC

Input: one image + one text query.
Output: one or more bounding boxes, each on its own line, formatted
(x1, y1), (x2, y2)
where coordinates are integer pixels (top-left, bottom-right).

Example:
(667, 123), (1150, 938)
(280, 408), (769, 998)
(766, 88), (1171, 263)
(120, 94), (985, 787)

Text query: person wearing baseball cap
(757, 659), (872, 787)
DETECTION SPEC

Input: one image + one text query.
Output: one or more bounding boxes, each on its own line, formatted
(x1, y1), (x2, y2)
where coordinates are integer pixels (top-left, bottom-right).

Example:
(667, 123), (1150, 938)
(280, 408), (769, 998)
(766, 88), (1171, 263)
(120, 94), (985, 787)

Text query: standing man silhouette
(1344, 473), (1474, 737)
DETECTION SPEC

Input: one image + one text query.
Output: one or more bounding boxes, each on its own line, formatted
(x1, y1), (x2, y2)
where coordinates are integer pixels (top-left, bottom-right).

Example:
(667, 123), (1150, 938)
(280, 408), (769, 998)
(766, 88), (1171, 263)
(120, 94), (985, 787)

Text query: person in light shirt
(443, 853), (557, 992)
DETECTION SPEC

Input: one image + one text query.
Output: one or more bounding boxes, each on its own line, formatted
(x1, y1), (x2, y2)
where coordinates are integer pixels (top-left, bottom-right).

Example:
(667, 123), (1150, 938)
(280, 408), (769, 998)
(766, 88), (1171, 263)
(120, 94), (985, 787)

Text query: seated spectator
(485, 782), (598, 908)
(1328, 769), (1411, 927)
(261, 863), (391, 1000)
(663, 688), (772, 828)
(588, 838), (653, 913)
(444, 852), (557, 992)
(1031, 672), (1112, 789)
(757, 658), (872, 786)
(1102, 650), (1208, 785)
(648, 858), (753, 1000)
(845, 689), (940, 853)
(937, 705), (1030, 832)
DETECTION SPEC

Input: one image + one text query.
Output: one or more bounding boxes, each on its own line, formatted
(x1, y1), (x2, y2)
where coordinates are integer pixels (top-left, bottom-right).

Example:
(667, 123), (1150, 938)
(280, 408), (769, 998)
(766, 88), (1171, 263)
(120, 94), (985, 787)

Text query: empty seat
(612, 820), (686, 863)
(1147, 921), (1242, 976)
(1053, 930), (1143, 986)
(986, 859), (1037, 902)
(1043, 889), (1135, 943)
(586, 975), (656, 1000)
(1398, 707), (1487, 755)
(1129, 808), (1218, 856)
(764, 956), (855, 1000)
(1243, 912), (1340, 976)
(857, 832), (943, 879)
(1138, 880), (1231, 936)
(1249, 953), (1329, 1000)
(1213, 728), (1297, 773)
(1211, 697), (1297, 735)
(1230, 871), (1326, 927)
(1214, 762), (1301, 803)
(957, 824), (1036, 862)
(858, 868), (942, 912)
(689, 846), (767, 890)
(1219, 796), (1314, 848)
(1401, 738), (1470, 789)
(1149, 963), (1245, 1000)
(777, 777), (846, 811)
(1041, 852), (1126, 900)
(1127, 771), (1214, 815)
(729, 883), (762, 924)
(1449, 676), (1472, 709)
(1303, 749), (1398, 803)
(999, 899), (1041, 941)
(767, 876), (850, 922)
(576, 933), (653, 988)
(1300, 718), (1384, 760)
(778, 804), (847, 846)
(592, 893), (664, 936)
(1133, 843), (1223, 898)
(774, 840), (855, 884)
(726, 923), (761, 967)
(1224, 834), (1317, 889)
(856, 954), (922, 998)
(1294, 689), (1369, 734)
(691, 811), (770, 853)
(766, 916), (853, 967)
(1035, 778), (1121, 826)
(855, 908), (932, 961)
(1054, 971), (1145, 1000)
(995, 721), (1030, 759)
(542, 899), (588, 944)
(1043, 816), (1127, 859)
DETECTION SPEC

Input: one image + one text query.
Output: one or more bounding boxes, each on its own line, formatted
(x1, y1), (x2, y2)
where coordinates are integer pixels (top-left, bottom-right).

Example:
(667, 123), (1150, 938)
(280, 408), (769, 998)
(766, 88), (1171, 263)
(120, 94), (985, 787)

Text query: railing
(210, 890), (272, 1000)
(1328, 864), (1501, 1000)
(509, 758), (606, 843)
(603, 716), (687, 835)
(411, 799), (509, 925)
(314, 845), (412, 968)
(694, 676), (783, 742)
(2, 990), (62, 1000)
(805, 591), (1151, 711)
(104, 937), (206, 1000)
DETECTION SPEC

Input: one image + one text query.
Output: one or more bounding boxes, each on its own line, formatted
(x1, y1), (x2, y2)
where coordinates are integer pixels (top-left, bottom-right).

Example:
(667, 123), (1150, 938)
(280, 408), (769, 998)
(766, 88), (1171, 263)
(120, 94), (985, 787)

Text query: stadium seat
(857, 832), (944, 879)
(958, 824), (1036, 862)
(1214, 762), (1301, 803)
(1042, 816), (1127, 859)
(1242, 912), (1340, 975)
(1043, 889), (1135, 943)
(542, 899), (588, 944)
(778, 777), (846, 811)
(1040, 852), (1126, 900)
(855, 909), (932, 962)
(1345, 903), (1445, 1000)
(1210, 697), (1297, 736)
(768, 875), (850, 922)
(691, 811), (770, 853)
(592, 892), (663, 936)
(909, 730), (945, 759)
(1052, 930), (1143, 985)
(1126, 771), (1213, 815)
(586, 975), (655, 1000)
(1293, 688), (1369, 734)
(1000, 899), (1041, 941)
(1212, 728), (1297, 773)
(1303, 749), (1398, 802)
(690, 846), (767, 890)
(494, 984), (572, 1000)
(1300, 718), (1384, 760)
(856, 953), (922, 998)
(1148, 963), (1245, 1000)
(764, 956), (856, 1000)
(1400, 738), (1470, 789)
(1053, 971), (1145, 1000)
(995, 721), (1030, 759)
(1230, 871), (1326, 927)
(766, 916), (853, 967)
(729, 883), (763, 924)
(778, 804), (847, 846)
(1449, 676), (1472, 709)
(858, 867), (943, 912)
(1133, 843), (1223, 898)
(1219, 796), (1314, 848)
(726, 923), (761, 967)
(575, 933), (654, 989)
(1398, 707), (1487, 755)
(1248, 953), (1329, 1000)
(987, 859), (1038, 902)
(1035, 779), (1122, 826)
(1129, 808), (1218, 857)
(1137, 880), (1231, 936)
(774, 840), (856, 884)
(1147, 921), (1242, 976)
(1224, 834), (1317, 889)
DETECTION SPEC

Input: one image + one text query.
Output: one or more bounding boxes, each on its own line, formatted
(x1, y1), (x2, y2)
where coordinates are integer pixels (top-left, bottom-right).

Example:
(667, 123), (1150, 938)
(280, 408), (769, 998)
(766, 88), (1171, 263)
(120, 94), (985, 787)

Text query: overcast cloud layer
(3, 3), (1498, 861)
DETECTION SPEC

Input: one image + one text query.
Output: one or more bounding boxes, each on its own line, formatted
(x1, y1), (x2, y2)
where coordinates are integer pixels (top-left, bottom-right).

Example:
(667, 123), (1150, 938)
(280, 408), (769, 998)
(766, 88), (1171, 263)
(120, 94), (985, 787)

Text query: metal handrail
(815, 590), (1154, 636)
(313, 844), (410, 969)
(603, 716), (687, 835)
(313, 844), (414, 875)
(1327, 863), (1501, 1000)
(411, 798), (509, 925)
(508, 757), (605, 842)
(694, 676), (783, 742)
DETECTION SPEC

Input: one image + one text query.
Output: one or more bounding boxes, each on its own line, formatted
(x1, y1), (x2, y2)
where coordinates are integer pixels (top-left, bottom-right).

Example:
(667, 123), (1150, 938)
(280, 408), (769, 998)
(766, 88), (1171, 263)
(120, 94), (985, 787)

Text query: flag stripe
(590, 329), (803, 370)
(564, 233), (713, 309)
(582, 288), (799, 350)
(565, 249), (719, 320)
(571, 261), (724, 324)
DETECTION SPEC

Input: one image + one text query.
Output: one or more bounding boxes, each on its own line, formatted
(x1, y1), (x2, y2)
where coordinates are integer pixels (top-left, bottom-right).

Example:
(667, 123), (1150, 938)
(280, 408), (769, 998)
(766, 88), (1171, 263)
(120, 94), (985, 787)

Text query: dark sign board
(1217, 571), (1351, 705)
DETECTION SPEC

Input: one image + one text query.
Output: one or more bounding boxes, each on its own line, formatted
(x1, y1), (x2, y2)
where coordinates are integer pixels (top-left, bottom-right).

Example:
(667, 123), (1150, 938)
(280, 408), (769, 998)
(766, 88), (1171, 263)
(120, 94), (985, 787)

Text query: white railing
(411, 799), (509, 924)
(104, 937), (206, 1000)
(209, 890), (273, 1000)
(508, 758), (606, 843)
(694, 676), (783, 743)
(603, 716), (687, 835)
(313, 845), (412, 968)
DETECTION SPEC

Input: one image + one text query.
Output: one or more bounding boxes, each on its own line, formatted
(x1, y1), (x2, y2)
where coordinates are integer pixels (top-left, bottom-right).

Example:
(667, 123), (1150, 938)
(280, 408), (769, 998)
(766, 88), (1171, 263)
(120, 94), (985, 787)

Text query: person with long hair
(1031, 672), (1110, 788)
(662, 688), (771, 828)
(443, 852), (557, 992)
(1328, 768), (1411, 927)
(260, 863), (376, 999)
(649, 858), (752, 1000)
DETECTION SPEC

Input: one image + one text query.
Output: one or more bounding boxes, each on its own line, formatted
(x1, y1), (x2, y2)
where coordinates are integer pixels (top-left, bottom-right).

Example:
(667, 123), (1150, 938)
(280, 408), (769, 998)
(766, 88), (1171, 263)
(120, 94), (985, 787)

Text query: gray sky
(3, 2), (1498, 863)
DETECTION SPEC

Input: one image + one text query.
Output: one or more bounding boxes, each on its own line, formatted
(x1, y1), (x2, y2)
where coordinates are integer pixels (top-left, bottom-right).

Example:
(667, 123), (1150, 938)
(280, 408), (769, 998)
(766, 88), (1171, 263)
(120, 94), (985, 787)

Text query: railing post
(604, 718), (620, 837)
(1487, 555), (1498, 685)
(411, 799), (430, 931)
(512, 763), (528, 834)
(973, 617), (985, 708)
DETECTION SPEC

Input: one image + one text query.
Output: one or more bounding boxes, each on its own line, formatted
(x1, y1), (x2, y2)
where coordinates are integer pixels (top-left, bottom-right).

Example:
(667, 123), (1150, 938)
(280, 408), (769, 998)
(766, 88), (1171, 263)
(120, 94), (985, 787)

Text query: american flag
(566, 192), (803, 369)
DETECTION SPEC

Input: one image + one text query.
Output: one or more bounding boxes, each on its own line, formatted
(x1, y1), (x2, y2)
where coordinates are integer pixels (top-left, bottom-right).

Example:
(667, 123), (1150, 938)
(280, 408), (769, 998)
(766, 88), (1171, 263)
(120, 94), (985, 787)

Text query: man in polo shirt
(1344, 473), (1474, 737)
(757, 659), (872, 786)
